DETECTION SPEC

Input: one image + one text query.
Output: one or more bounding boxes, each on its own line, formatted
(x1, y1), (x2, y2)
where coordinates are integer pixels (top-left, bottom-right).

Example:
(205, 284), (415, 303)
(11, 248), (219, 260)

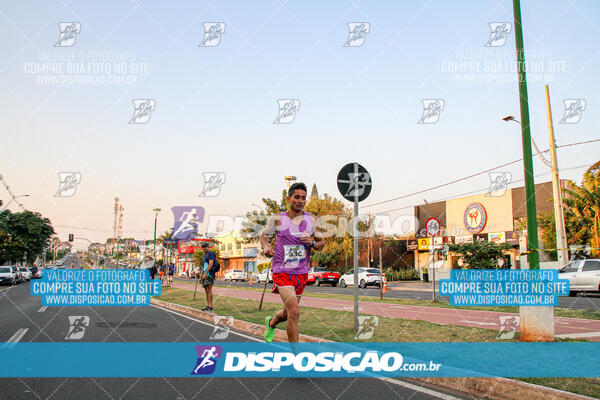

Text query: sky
(0, 0), (599, 249)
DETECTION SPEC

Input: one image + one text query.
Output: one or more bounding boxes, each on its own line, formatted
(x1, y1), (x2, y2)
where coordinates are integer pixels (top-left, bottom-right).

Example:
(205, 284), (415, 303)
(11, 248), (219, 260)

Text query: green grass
(173, 279), (600, 321)
(159, 286), (598, 398)
(158, 286), (513, 343)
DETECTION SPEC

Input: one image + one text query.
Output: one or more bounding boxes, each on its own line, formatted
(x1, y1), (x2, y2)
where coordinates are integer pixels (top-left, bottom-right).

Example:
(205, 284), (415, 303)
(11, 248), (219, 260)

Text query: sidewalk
(171, 283), (600, 341)
(387, 280), (432, 292)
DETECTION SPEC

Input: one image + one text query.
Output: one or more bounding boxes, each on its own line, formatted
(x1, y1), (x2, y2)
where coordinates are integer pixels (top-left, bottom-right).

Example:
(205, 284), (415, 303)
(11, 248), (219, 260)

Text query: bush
(385, 268), (419, 281)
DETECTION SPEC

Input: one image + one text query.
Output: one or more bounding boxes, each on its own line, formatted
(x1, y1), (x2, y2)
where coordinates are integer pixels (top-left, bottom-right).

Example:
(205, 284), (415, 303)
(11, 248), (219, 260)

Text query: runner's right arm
(259, 215), (279, 257)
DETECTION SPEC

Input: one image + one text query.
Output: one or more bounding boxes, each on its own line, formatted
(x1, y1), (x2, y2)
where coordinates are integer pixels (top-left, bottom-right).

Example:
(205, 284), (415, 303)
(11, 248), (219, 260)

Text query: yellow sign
(418, 238), (431, 250)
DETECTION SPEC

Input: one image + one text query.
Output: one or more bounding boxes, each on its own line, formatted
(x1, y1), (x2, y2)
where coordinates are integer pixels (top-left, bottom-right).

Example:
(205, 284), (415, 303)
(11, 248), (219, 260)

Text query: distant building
(215, 230), (269, 277)
(411, 180), (565, 280)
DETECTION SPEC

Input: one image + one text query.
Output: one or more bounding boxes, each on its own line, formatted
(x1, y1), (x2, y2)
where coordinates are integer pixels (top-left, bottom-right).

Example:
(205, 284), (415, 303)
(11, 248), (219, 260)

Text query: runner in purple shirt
(260, 182), (325, 342)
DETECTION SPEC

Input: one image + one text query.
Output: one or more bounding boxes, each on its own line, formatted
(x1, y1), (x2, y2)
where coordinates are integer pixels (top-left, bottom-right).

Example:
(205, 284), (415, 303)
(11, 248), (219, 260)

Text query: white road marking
(2, 328), (29, 348)
(555, 331), (600, 339)
(150, 305), (261, 342)
(459, 320), (497, 326)
(153, 306), (465, 399)
(37, 306), (48, 312)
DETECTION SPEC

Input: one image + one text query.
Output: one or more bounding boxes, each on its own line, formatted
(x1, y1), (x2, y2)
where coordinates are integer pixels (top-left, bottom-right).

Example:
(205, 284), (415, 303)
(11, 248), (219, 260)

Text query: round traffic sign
(336, 163), (372, 202)
(425, 217), (441, 236)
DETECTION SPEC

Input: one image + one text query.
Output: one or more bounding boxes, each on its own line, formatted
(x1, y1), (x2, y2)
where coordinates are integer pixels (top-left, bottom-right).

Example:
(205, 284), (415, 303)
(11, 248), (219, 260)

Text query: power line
(360, 138), (600, 209)
(373, 163), (591, 215)
(54, 225), (153, 234)
(0, 174), (26, 211)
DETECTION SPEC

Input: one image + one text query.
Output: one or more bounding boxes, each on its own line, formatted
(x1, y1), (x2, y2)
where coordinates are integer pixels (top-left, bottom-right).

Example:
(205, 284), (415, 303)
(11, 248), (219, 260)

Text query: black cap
(201, 242), (209, 248)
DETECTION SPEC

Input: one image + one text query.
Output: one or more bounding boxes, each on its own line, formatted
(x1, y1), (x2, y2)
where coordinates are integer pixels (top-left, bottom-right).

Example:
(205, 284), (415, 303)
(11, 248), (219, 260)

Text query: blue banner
(0, 342), (598, 378)
(439, 269), (569, 306)
(30, 269), (161, 306)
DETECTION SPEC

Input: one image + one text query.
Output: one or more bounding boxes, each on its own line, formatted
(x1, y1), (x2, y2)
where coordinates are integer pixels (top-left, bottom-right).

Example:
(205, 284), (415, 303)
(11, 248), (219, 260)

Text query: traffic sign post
(337, 162), (372, 333)
(426, 218), (440, 302)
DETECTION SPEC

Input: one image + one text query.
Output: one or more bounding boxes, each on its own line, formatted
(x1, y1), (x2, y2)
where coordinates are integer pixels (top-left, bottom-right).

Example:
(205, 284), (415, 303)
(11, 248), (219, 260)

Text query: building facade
(411, 180), (563, 280)
(215, 230), (270, 277)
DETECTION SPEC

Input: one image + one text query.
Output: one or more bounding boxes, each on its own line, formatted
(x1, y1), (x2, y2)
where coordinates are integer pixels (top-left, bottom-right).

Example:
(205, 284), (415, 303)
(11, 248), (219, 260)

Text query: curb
(151, 298), (594, 400)
(151, 298), (329, 343)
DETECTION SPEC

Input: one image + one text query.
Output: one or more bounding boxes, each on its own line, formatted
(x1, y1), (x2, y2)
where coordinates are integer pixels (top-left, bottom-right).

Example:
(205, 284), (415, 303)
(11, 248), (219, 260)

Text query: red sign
(426, 218), (441, 237)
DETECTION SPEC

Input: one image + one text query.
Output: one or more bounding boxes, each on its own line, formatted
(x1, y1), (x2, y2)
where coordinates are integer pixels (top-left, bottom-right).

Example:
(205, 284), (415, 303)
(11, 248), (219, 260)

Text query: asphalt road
(195, 278), (600, 310)
(0, 281), (470, 400)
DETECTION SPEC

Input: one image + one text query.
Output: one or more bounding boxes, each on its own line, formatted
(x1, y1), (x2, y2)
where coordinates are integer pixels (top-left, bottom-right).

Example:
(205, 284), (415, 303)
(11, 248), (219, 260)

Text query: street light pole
(153, 208), (161, 265)
(545, 85), (569, 266)
(502, 112), (568, 265)
(284, 176), (297, 189)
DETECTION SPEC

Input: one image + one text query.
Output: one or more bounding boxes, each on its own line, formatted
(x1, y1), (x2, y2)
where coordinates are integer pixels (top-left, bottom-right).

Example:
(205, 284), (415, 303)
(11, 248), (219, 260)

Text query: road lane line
(2, 328), (29, 348)
(153, 305), (468, 399)
(37, 306), (48, 312)
(150, 305), (262, 342)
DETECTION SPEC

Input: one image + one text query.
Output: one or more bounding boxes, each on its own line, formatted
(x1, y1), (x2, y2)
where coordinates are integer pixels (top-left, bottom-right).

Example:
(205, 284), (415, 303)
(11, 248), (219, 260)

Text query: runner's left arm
(311, 215), (325, 251)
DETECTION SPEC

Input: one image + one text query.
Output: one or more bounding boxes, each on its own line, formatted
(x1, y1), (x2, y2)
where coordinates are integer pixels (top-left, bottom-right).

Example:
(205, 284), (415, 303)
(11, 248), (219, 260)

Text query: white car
(0, 266), (17, 285)
(224, 269), (247, 281)
(255, 268), (273, 283)
(339, 267), (386, 289)
(18, 267), (32, 281)
(559, 259), (600, 295)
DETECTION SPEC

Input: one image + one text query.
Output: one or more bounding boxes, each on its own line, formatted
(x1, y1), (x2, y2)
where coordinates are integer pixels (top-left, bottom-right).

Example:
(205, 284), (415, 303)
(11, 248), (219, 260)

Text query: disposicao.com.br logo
(222, 351), (440, 374)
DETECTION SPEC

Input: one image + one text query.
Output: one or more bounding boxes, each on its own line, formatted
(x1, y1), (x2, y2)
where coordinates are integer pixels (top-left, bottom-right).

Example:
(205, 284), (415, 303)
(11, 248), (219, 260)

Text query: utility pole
(545, 85), (568, 265)
(153, 208), (161, 265)
(513, 0), (539, 269)
(113, 197), (119, 257)
(117, 204), (124, 268)
(379, 247), (383, 300)
(513, 0), (553, 341)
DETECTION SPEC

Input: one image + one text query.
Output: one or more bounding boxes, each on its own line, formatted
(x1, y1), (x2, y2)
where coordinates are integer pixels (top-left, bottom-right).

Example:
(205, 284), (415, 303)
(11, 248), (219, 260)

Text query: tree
(0, 208), (55, 265)
(193, 246), (221, 267)
(305, 193), (375, 269)
(563, 161), (600, 257)
(447, 241), (511, 269)
(241, 189), (287, 243)
(537, 211), (557, 260)
(310, 183), (319, 199)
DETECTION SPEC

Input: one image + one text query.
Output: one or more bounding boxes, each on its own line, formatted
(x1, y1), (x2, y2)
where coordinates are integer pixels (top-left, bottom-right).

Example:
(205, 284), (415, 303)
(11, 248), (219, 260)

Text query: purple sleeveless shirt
(272, 212), (314, 274)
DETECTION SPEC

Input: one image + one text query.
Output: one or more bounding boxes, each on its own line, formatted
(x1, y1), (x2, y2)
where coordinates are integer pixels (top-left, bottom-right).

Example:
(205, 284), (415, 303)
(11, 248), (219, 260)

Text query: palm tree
(563, 161), (600, 256)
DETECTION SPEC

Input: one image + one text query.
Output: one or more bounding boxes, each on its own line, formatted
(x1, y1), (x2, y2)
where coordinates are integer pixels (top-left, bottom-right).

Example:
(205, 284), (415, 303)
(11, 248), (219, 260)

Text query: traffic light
(68, 234), (74, 242)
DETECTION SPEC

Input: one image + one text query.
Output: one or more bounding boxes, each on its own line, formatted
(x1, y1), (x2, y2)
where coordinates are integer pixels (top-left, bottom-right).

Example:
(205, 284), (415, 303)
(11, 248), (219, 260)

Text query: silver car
(0, 266), (17, 285)
(559, 259), (600, 296)
(19, 267), (32, 281)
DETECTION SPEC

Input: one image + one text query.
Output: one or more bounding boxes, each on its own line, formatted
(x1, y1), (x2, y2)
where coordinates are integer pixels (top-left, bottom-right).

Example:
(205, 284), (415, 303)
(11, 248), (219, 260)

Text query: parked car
(0, 266), (17, 285)
(559, 259), (600, 296)
(255, 268), (273, 283)
(11, 266), (24, 283)
(224, 269), (247, 281)
(307, 267), (340, 287)
(18, 267), (32, 281)
(339, 267), (386, 288)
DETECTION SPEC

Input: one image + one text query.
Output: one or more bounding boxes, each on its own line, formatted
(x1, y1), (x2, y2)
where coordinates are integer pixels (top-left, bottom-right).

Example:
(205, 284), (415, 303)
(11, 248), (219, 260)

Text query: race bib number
(283, 245), (306, 266)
